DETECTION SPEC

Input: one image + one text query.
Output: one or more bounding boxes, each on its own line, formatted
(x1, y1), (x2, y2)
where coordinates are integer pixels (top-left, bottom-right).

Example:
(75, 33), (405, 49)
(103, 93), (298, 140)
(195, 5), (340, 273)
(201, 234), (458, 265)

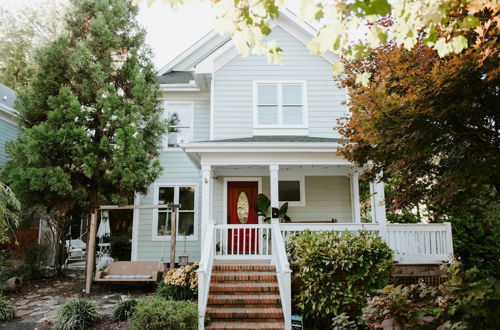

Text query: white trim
(278, 174), (306, 207)
(163, 101), (194, 150)
(209, 78), (214, 140)
(181, 142), (340, 154)
(252, 80), (308, 129)
(131, 192), (140, 261)
(151, 183), (200, 241)
(222, 177), (263, 225)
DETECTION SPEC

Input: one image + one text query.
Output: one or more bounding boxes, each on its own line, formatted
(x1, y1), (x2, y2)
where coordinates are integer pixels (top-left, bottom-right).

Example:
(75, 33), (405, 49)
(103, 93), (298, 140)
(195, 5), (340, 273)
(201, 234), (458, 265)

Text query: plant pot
(179, 255), (189, 266)
(5, 277), (22, 292)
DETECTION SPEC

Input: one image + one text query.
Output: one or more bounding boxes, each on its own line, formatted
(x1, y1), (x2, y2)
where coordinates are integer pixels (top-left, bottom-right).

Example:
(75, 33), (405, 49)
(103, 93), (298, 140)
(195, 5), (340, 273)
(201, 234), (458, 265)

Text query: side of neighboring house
(0, 83), (19, 167)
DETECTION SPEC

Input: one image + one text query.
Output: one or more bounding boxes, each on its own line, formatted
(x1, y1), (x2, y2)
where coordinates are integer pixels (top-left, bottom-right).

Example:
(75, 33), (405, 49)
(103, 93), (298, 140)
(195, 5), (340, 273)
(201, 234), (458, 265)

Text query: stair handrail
(271, 221), (292, 330)
(198, 221), (215, 330)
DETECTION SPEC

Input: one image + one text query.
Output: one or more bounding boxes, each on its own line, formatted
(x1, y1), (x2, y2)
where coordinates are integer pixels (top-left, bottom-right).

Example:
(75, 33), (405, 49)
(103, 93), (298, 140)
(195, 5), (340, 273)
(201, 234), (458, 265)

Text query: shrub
(22, 244), (49, 280)
(0, 296), (15, 322)
(54, 300), (98, 330)
(164, 263), (198, 290)
(450, 214), (500, 278)
(156, 283), (196, 301)
(112, 299), (137, 321)
(362, 263), (500, 329)
(287, 230), (393, 325)
(157, 263), (198, 300)
(130, 297), (197, 330)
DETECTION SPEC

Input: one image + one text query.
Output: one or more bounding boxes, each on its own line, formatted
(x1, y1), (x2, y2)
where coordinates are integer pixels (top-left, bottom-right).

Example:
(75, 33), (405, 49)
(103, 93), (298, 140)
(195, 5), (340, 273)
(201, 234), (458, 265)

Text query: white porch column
(370, 177), (387, 239)
(201, 164), (213, 248)
(351, 172), (361, 224)
(269, 164), (279, 224)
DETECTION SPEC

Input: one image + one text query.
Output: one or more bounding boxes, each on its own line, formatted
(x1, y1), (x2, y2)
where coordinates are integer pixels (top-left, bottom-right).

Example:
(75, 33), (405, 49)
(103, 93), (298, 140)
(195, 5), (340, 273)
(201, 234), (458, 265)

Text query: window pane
(257, 106), (278, 125)
(159, 187), (174, 205)
(283, 106), (303, 125)
(279, 181), (301, 202)
(257, 85), (277, 104)
(157, 212), (171, 236)
(164, 103), (193, 146)
(179, 186), (195, 210)
(166, 103), (193, 128)
(178, 212), (194, 236)
(282, 85), (302, 105)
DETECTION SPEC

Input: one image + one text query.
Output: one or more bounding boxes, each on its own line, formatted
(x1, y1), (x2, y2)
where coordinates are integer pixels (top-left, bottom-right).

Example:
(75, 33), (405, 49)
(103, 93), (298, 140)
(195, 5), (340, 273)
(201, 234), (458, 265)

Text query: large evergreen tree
(2, 0), (165, 215)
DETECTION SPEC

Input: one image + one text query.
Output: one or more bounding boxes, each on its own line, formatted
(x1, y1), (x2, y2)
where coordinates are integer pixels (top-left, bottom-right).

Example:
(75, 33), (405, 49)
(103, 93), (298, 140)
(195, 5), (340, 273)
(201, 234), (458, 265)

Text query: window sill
(253, 128), (308, 136)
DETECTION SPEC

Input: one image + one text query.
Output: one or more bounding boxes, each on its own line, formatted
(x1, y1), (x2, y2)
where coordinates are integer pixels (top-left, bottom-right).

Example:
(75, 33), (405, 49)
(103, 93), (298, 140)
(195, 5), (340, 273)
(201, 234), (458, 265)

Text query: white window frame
(163, 101), (194, 150)
(152, 183), (199, 241)
(252, 80), (308, 129)
(278, 175), (306, 207)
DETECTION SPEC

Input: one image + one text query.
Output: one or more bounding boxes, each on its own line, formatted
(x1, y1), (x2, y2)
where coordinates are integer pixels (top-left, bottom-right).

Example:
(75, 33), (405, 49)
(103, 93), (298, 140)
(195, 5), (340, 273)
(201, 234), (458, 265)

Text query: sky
(1, 0), (307, 71)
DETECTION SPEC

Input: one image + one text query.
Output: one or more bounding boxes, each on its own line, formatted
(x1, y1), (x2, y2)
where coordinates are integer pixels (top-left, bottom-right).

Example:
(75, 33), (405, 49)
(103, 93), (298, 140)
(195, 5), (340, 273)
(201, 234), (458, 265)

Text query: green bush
(362, 263), (500, 329)
(112, 299), (137, 321)
(450, 214), (500, 278)
(287, 230), (393, 326)
(156, 283), (196, 301)
(130, 297), (197, 330)
(22, 244), (49, 280)
(54, 300), (98, 330)
(0, 250), (19, 294)
(0, 296), (15, 322)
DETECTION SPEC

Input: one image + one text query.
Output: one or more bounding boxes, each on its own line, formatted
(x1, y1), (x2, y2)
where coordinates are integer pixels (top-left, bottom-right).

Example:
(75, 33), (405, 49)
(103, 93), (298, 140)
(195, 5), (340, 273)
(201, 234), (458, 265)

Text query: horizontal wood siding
(192, 99), (210, 141)
(212, 176), (353, 224)
(136, 151), (202, 262)
(0, 118), (19, 166)
(213, 26), (347, 140)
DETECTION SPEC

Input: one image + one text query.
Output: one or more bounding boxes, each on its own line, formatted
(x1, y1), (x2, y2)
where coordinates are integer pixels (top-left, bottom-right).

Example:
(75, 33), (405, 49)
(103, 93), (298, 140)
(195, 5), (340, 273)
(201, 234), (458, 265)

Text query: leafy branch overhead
(136, 0), (498, 82)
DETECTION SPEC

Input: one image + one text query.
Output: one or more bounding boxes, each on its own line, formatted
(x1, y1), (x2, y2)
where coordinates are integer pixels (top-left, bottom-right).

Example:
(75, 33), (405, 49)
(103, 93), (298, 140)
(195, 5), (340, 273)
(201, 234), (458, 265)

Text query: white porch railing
(280, 222), (454, 264)
(213, 224), (272, 259)
(197, 222), (215, 329)
(386, 223), (454, 264)
(271, 221), (292, 330)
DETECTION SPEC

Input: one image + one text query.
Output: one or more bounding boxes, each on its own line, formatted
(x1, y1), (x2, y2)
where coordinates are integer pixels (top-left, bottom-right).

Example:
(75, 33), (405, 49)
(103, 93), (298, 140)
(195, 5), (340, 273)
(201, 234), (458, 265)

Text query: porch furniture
(95, 261), (165, 282)
(64, 239), (86, 266)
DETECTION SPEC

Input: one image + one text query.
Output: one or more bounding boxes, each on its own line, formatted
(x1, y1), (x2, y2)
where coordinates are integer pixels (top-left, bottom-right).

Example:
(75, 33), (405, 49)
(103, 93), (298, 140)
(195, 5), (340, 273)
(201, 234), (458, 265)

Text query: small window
(278, 177), (305, 206)
(255, 82), (306, 127)
(163, 102), (193, 148)
(155, 185), (196, 239)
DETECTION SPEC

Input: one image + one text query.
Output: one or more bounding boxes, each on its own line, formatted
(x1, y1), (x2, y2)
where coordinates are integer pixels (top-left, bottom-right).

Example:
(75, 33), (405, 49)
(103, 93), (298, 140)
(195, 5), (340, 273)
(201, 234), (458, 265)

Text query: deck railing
(280, 222), (453, 264)
(197, 222), (215, 330)
(213, 224), (272, 259)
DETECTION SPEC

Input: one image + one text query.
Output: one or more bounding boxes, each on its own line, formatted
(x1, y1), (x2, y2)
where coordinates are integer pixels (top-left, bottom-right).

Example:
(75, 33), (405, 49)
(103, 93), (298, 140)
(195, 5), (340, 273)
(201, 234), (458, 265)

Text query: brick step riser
(207, 326), (285, 330)
(212, 266), (276, 272)
(209, 288), (279, 293)
(208, 299), (282, 305)
(211, 278), (278, 283)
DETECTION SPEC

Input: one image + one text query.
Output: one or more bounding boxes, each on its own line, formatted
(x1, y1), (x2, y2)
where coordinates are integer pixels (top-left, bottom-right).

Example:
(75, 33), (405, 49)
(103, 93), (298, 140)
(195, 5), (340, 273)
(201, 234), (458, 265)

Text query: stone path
(1, 271), (141, 330)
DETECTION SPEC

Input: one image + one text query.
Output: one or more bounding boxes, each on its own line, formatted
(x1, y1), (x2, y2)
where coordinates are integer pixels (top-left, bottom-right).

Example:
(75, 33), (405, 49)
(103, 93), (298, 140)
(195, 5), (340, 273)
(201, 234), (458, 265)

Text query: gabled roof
(0, 83), (18, 118)
(157, 9), (330, 83)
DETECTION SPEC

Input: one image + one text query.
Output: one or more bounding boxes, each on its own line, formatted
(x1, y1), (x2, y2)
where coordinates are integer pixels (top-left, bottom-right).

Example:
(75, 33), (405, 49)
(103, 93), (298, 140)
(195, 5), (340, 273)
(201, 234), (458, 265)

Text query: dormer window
(254, 81), (307, 129)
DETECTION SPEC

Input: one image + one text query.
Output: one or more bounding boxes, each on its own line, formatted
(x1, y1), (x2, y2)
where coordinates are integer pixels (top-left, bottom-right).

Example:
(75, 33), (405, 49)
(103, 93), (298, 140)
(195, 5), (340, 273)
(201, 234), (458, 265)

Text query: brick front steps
(205, 264), (285, 330)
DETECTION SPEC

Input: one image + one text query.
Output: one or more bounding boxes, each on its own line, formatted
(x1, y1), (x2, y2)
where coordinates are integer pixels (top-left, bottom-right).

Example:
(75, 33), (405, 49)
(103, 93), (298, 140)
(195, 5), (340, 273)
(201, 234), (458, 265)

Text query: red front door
(227, 181), (259, 254)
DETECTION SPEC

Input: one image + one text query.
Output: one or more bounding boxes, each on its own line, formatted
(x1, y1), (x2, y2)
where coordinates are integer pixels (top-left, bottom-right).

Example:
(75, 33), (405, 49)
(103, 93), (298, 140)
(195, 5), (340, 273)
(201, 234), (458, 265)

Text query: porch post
(201, 164), (213, 248)
(269, 164), (279, 224)
(351, 172), (361, 224)
(370, 177), (387, 239)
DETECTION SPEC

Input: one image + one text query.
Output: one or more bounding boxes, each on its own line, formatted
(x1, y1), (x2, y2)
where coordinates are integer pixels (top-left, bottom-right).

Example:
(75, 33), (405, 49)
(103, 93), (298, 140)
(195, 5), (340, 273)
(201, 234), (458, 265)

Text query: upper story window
(163, 101), (193, 148)
(254, 81), (307, 128)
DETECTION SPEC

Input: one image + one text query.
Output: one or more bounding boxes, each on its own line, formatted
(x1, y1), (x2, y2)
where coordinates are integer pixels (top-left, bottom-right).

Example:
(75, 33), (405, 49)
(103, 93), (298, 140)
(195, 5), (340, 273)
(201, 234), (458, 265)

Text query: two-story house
(130, 11), (454, 329)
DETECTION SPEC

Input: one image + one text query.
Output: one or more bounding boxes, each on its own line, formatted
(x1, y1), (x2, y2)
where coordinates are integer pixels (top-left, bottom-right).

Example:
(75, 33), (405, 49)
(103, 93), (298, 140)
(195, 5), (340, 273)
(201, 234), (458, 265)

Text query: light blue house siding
(135, 151), (202, 261)
(213, 26), (347, 140)
(0, 117), (19, 167)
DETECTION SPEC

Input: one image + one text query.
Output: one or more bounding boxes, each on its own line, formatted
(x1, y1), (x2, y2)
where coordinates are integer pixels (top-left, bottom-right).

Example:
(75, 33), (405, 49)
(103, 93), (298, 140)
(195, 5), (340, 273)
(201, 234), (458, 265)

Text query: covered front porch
(181, 137), (454, 329)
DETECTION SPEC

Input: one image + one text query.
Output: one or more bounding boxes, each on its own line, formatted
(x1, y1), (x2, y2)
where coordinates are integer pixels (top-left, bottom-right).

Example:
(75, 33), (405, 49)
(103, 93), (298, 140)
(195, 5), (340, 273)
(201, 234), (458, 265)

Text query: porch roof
(179, 136), (349, 169)
(197, 136), (344, 143)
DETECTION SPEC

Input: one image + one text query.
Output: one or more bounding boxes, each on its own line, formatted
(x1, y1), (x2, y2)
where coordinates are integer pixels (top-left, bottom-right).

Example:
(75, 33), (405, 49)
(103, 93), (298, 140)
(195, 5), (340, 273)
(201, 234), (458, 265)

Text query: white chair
(65, 239), (87, 266)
